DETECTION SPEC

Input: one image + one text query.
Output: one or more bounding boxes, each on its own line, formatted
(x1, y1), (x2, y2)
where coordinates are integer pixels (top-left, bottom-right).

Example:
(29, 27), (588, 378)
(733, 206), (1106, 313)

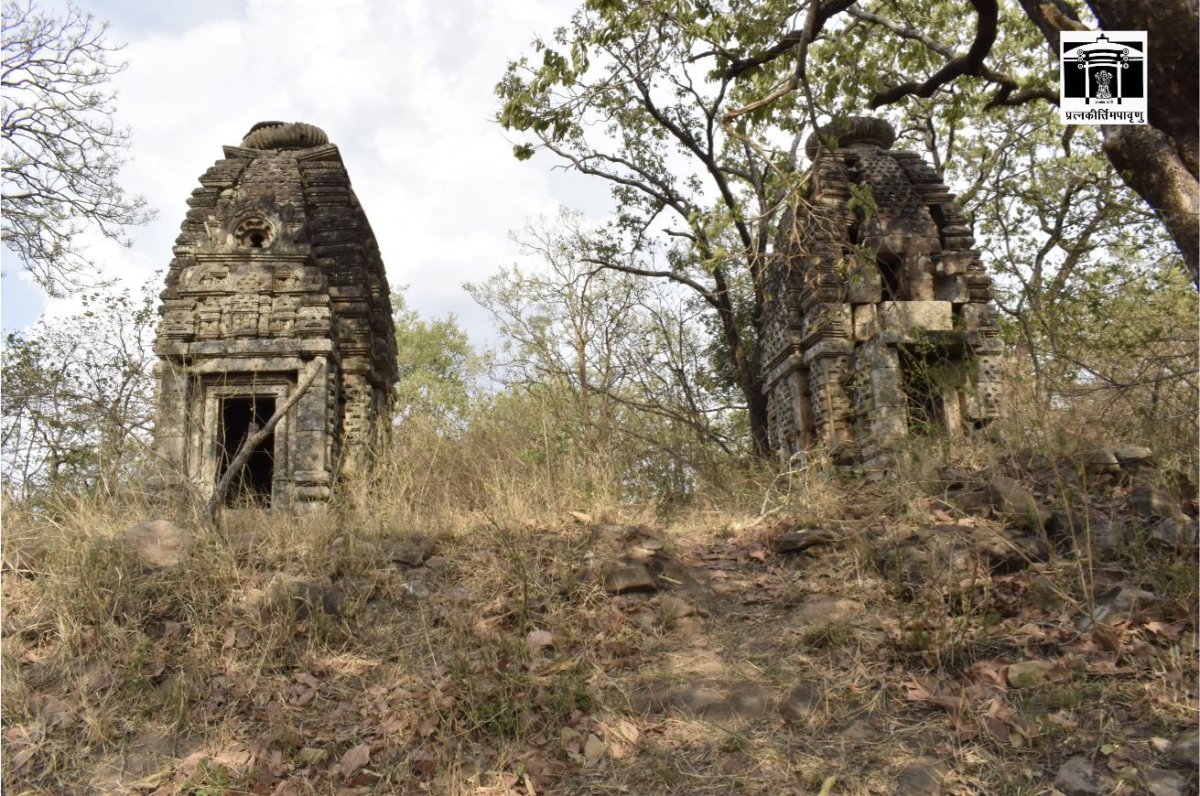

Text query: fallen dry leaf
(583, 733), (606, 766)
(526, 629), (555, 655)
(339, 743), (370, 778)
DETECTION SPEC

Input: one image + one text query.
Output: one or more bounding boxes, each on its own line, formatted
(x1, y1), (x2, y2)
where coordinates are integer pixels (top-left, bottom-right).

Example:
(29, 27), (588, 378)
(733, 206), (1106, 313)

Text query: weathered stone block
(879, 301), (952, 335)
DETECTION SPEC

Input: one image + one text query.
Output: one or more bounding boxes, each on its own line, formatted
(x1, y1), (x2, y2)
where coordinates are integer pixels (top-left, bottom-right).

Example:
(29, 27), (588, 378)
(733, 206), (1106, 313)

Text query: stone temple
(152, 121), (397, 506)
(761, 116), (1002, 465)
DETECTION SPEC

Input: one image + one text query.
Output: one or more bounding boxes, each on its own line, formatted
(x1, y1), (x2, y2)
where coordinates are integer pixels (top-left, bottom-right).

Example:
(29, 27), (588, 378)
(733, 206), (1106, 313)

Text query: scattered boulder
(630, 681), (773, 720)
(778, 681), (823, 723)
(123, 520), (191, 569)
(603, 564), (656, 594)
(1148, 517), (1198, 552)
(987, 476), (1051, 531)
(657, 595), (695, 622)
(1077, 585), (1158, 632)
(1006, 660), (1056, 688)
(775, 526), (844, 555)
(382, 537), (428, 567)
(1130, 486), (1185, 523)
(260, 574), (337, 620)
(398, 580), (432, 600)
(1140, 768), (1189, 796)
(794, 598), (863, 627)
(1053, 755), (1111, 796)
(1085, 448), (1121, 475)
(1166, 728), (1199, 770)
(1048, 509), (1118, 556)
(1113, 445), (1154, 466)
(895, 760), (949, 796)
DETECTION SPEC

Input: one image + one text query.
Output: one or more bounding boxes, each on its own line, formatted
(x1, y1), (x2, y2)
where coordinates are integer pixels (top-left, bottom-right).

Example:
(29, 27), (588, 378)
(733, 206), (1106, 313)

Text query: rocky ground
(2, 446), (1197, 794)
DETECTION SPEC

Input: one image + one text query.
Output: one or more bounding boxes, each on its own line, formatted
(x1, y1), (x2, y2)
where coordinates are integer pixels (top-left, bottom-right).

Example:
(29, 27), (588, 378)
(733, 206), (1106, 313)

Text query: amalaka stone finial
(804, 115), (897, 160)
(240, 120), (330, 150)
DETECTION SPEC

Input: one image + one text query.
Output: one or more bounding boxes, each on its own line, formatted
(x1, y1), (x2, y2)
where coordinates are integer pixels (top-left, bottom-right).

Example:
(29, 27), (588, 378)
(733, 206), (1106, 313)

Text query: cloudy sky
(1, 0), (613, 343)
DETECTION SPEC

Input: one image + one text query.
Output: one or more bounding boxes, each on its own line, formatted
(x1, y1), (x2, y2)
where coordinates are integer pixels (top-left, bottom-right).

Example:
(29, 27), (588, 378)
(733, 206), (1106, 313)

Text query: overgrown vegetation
(2, 0), (1197, 793)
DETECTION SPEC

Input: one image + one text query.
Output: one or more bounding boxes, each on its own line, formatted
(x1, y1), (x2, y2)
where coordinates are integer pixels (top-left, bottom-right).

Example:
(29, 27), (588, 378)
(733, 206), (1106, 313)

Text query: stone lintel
(763, 352), (804, 389)
(222, 145), (261, 159)
(157, 339), (334, 360)
(803, 339), (853, 362)
(879, 301), (952, 337)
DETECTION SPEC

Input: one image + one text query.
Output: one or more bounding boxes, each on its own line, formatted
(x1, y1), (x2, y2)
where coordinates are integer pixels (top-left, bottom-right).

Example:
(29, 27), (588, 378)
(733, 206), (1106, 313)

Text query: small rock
(423, 555), (449, 570)
(896, 761), (949, 796)
(321, 584), (347, 616)
(775, 527), (844, 554)
(1141, 767), (1188, 796)
(1054, 755), (1109, 796)
(672, 616), (704, 641)
(445, 585), (471, 602)
(627, 546), (658, 563)
(399, 580), (431, 600)
(1028, 574), (1067, 612)
(795, 599), (864, 626)
(974, 529), (1048, 574)
(1085, 448), (1121, 475)
(1077, 585), (1158, 631)
(1130, 486), (1184, 522)
(1148, 518), (1186, 551)
(124, 520), (191, 569)
(603, 563), (657, 594)
(988, 476), (1051, 531)
(1048, 510), (1117, 555)
(1007, 660), (1055, 688)
(1114, 445), (1154, 465)
(1166, 728), (1199, 770)
(383, 538), (428, 567)
(657, 595), (695, 621)
(778, 681), (822, 722)
(263, 574), (331, 620)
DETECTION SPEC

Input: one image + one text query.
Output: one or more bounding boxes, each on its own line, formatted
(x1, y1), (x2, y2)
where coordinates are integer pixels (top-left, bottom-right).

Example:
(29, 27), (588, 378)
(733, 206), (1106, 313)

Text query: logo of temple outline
(1060, 31), (1147, 125)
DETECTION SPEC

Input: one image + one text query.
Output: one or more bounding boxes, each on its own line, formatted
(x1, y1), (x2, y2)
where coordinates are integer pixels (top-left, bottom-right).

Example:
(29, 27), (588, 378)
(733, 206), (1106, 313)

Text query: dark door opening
(219, 396), (275, 506)
(899, 348), (947, 435)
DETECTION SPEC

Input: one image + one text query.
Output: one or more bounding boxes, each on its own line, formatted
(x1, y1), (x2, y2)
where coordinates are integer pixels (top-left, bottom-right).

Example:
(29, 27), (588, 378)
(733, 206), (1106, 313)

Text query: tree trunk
(1022, 0), (1199, 282)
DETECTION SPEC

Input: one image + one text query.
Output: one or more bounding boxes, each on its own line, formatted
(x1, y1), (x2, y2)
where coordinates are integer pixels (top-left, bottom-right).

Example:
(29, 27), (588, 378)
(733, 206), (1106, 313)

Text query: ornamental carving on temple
(152, 121), (397, 506)
(761, 116), (1003, 465)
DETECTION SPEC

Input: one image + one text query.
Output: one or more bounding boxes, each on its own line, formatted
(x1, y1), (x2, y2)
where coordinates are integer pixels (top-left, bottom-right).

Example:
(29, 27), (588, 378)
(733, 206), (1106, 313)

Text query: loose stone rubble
(761, 116), (1003, 464)
(152, 121), (398, 506)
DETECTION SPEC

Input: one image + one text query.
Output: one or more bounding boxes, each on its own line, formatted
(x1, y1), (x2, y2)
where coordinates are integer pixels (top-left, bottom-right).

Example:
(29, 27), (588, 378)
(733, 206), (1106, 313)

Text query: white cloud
(8, 0), (611, 346)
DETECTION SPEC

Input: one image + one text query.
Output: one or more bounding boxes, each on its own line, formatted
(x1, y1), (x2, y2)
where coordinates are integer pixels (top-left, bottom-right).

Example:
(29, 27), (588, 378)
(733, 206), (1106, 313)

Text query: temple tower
(152, 121), (397, 506)
(761, 116), (1003, 464)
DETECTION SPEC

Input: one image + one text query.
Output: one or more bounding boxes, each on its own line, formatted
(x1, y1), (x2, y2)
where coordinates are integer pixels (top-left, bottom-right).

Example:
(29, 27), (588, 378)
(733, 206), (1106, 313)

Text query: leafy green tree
(2, 0), (152, 295)
(497, 5), (810, 455)
(392, 290), (480, 425)
(498, 0), (1196, 459)
(468, 211), (739, 494)
(711, 0), (1197, 281)
(1, 282), (156, 495)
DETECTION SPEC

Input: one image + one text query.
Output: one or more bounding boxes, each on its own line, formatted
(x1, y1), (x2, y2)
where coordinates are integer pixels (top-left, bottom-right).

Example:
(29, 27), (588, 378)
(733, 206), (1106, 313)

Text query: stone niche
(761, 116), (1003, 465)
(152, 121), (398, 506)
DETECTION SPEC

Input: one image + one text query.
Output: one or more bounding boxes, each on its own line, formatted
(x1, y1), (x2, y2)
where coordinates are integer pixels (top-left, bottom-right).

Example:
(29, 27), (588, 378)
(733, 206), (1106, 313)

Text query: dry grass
(2, 394), (1197, 795)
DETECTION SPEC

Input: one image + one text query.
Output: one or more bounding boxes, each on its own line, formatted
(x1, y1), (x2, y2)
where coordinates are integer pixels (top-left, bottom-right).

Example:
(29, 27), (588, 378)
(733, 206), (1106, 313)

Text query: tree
(468, 212), (740, 492)
(498, 0), (1196, 458)
(2, 0), (152, 296)
(1, 282), (157, 496)
(715, 0), (1198, 282)
(498, 4), (809, 455)
(392, 290), (480, 425)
